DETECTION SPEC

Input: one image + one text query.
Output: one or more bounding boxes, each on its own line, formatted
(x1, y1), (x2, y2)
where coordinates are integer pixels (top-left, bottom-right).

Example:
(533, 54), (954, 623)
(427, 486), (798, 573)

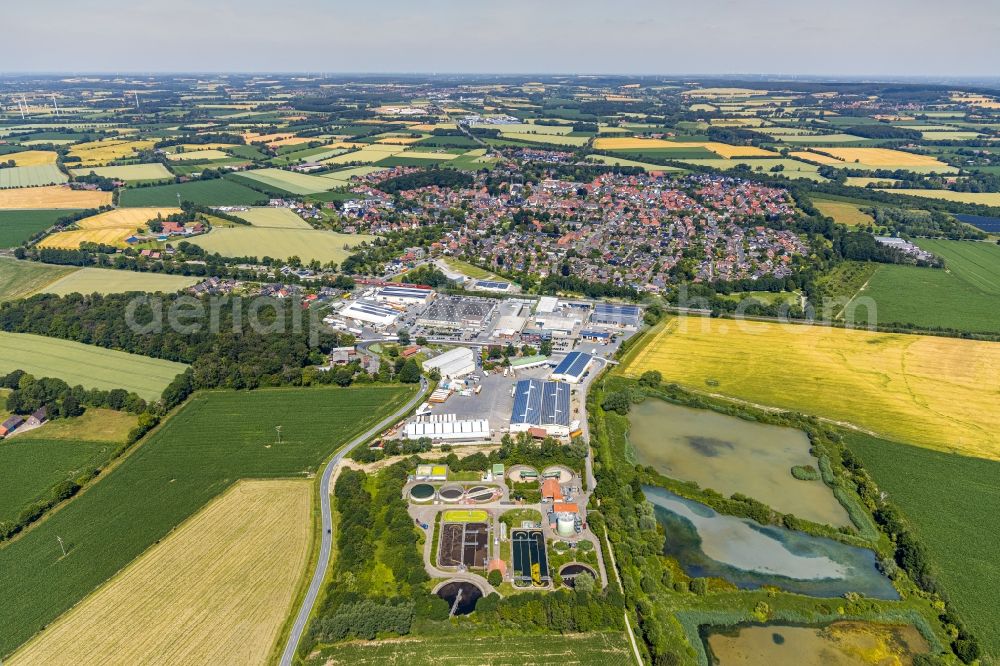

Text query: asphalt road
(279, 377), (428, 666)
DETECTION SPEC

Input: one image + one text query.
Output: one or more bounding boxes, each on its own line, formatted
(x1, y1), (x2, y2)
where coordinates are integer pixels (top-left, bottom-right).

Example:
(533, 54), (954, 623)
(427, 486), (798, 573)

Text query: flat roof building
(590, 302), (641, 328)
(492, 315), (527, 339)
(550, 351), (594, 383)
(405, 416), (490, 442)
(373, 285), (434, 306)
(340, 299), (399, 327)
(470, 279), (513, 293)
(422, 346), (475, 379)
(535, 296), (558, 314)
(417, 296), (496, 330)
(510, 379), (571, 437)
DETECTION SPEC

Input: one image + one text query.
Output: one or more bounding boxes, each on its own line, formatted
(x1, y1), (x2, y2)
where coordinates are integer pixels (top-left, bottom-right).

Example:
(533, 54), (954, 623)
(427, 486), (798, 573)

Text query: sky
(3, 0), (999, 78)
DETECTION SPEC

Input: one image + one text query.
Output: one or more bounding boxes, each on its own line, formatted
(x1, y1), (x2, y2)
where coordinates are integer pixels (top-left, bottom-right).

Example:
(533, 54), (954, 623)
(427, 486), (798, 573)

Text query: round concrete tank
(557, 514), (575, 537)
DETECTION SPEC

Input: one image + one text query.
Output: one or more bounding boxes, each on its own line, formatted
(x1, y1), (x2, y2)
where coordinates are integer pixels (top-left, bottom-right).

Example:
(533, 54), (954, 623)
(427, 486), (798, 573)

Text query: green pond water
(645, 486), (898, 599)
(629, 399), (851, 527)
(704, 621), (929, 665)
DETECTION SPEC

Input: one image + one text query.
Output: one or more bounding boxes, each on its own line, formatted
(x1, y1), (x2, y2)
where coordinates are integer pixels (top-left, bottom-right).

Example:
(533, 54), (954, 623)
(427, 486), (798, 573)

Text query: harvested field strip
(38, 207), (180, 249)
(0, 258), (78, 301)
(233, 207), (312, 229)
(0, 165), (68, 188)
(42, 267), (199, 296)
(621, 317), (1000, 460)
(0, 186), (112, 210)
(8, 150), (58, 166)
(69, 163), (172, 181)
(879, 189), (1000, 206)
(189, 227), (373, 264)
(0, 332), (188, 400)
(814, 147), (949, 168)
(9, 480), (312, 666)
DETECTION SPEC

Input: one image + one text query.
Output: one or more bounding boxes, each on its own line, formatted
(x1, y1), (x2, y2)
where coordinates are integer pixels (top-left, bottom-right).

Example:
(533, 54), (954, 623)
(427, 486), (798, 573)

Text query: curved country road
(280, 378), (428, 666)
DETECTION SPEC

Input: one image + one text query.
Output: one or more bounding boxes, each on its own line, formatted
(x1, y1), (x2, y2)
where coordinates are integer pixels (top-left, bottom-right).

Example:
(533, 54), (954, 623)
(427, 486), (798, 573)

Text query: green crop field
(0, 332), (188, 400)
(69, 163), (172, 182)
(0, 385), (416, 658)
(811, 197), (874, 227)
(189, 227), (373, 264)
(0, 438), (116, 525)
(0, 209), (80, 247)
(679, 158), (827, 181)
(849, 263), (1000, 333)
(0, 164), (68, 188)
(916, 239), (1000, 294)
(119, 179), (267, 207)
(233, 207), (312, 229)
(585, 154), (684, 172)
(847, 433), (1000, 657)
(42, 267), (200, 296)
(308, 631), (634, 665)
(0, 258), (78, 301)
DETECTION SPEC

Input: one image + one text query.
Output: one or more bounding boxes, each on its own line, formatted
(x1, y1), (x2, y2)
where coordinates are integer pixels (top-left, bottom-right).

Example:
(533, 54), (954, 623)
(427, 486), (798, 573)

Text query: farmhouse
(25, 406), (48, 428)
(510, 379), (571, 437)
(0, 414), (25, 438)
(422, 347), (475, 379)
(550, 351), (594, 383)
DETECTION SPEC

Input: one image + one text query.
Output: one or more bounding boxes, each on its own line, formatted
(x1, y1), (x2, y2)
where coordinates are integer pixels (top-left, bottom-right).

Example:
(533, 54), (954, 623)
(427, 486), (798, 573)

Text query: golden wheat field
(591, 136), (775, 158)
(0, 185), (113, 210)
(813, 147), (947, 167)
(10, 480), (313, 666)
(790, 150), (846, 165)
(8, 150), (58, 166)
(37, 207), (180, 248)
(622, 318), (1000, 460)
(67, 139), (157, 167)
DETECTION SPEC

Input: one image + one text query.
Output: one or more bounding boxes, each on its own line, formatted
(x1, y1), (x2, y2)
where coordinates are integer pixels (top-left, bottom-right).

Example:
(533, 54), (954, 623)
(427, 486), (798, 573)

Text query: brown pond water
(706, 621), (929, 666)
(629, 399), (851, 527)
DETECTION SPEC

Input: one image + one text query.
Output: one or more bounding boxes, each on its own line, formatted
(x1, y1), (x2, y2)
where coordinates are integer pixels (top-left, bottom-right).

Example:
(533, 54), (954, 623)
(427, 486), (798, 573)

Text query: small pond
(645, 486), (897, 599)
(629, 399), (851, 527)
(436, 581), (482, 616)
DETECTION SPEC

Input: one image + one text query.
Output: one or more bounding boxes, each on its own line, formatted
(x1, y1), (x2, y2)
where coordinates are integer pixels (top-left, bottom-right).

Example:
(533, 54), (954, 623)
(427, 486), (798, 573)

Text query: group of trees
(866, 206), (986, 240)
(376, 168), (474, 194)
(3, 370), (147, 419)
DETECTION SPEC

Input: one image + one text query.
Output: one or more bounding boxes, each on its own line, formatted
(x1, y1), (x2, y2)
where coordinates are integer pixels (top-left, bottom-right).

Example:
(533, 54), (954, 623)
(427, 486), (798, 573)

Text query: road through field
(280, 377), (428, 666)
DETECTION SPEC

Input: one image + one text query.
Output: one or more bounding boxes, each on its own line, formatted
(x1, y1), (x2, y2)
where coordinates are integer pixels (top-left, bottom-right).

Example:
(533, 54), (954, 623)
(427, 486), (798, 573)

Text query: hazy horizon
(3, 0), (998, 77)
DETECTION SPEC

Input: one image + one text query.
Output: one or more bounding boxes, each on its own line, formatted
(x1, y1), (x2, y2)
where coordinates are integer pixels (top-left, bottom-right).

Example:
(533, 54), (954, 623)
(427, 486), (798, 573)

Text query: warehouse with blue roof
(590, 302), (641, 328)
(509, 379), (572, 437)
(549, 351), (594, 384)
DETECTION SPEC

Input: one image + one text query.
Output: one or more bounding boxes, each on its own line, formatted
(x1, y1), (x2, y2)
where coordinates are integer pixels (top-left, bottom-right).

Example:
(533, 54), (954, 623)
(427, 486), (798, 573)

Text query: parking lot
(441, 364), (551, 429)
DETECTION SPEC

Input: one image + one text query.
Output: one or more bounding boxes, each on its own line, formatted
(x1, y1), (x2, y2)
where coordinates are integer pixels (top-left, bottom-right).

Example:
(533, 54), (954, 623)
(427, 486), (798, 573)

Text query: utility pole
(275, 425), (283, 445)
(56, 535), (66, 557)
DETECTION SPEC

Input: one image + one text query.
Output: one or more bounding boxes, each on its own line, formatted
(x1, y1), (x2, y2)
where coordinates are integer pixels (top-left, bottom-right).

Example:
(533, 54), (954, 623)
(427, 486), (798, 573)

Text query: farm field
(0, 438), (115, 525)
(502, 132), (591, 147)
(847, 433), (1000, 657)
(811, 197), (874, 226)
(164, 149), (231, 161)
(585, 154), (684, 172)
(233, 207), (312, 229)
(592, 136), (776, 158)
(236, 168), (340, 195)
(7, 150), (57, 166)
(42, 267), (199, 295)
(621, 318), (1000, 460)
(38, 207), (180, 249)
(308, 631), (634, 665)
(0, 332), (188, 400)
(440, 256), (504, 280)
(189, 227), (373, 263)
(0, 164), (68, 188)
(118, 179), (267, 207)
(9, 480), (312, 666)
(0, 258), (78, 301)
(916, 239), (1000, 294)
(0, 385), (415, 658)
(0, 209), (78, 247)
(848, 263), (1000, 333)
(881, 189), (1000, 206)
(678, 158), (826, 181)
(16, 408), (138, 444)
(811, 148), (954, 172)
(0, 185), (112, 210)
(67, 139), (156, 167)
(69, 163), (172, 182)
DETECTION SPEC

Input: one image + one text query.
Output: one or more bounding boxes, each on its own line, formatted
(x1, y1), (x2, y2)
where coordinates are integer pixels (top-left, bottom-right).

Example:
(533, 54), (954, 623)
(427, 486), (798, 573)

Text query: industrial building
(510, 379), (571, 437)
(590, 302), (641, 328)
(404, 415), (491, 442)
(417, 296), (496, 330)
(339, 299), (400, 327)
(422, 346), (475, 379)
(492, 315), (527, 339)
(549, 351), (594, 383)
(535, 296), (558, 313)
(373, 285), (434, 306)
(579, 329), (612, 343)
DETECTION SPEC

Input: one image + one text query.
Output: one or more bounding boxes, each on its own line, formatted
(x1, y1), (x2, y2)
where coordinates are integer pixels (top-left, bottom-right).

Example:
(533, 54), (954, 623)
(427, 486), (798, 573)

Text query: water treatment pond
(644, 486), (898, 599)
(629, 399), (851, 527)
(436, 581), (482, 616)
(704, 621), (929, 665)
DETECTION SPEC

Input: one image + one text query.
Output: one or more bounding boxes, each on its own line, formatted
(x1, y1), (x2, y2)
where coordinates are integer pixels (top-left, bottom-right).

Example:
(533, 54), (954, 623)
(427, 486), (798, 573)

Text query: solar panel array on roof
(347, 300), (398, 317)
(551, 352), (593, 380)
(511, 379), (570, 427)
(377, 286), (431, 298)
(591, 302), (641, 326)
(474, 280), (510, 290)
